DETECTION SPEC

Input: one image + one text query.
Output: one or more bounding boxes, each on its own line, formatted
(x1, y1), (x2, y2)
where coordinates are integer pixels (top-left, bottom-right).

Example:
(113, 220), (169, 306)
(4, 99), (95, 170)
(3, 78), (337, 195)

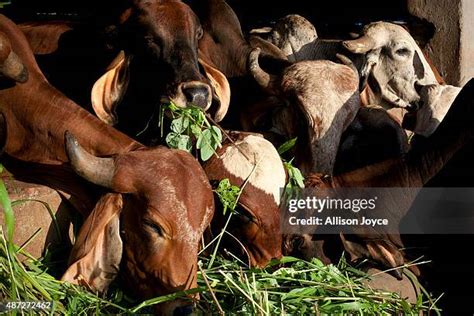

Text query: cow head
(92, 0), (230, 126)
(343, 22), (438, 110)
(62, 132), (214, 315)
(0, 31), (28, 83)
(204, 133), (285, 267)
(248, 48), (360, 175)
(250, 14), (318, 62)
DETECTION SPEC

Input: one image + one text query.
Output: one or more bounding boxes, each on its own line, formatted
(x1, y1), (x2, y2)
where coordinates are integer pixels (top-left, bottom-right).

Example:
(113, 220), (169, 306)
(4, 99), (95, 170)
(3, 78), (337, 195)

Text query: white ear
(411, 84), (461, 137)
(198, 54), (231, 122)
(91, 51), (130, 125)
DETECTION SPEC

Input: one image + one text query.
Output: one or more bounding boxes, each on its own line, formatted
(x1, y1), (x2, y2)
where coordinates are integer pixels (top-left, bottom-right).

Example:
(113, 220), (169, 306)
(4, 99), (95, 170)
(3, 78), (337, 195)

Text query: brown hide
(203, 132), (285, 267)
(19, 21), (73, 55)
(0, 15), (215, 314)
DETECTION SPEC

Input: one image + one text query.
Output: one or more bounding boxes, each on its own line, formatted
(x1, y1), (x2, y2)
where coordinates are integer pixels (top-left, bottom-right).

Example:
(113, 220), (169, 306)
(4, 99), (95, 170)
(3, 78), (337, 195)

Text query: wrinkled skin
(62, 142), (215, 315)
(343, 22), (439, 111)
(342, 22), (464, 136)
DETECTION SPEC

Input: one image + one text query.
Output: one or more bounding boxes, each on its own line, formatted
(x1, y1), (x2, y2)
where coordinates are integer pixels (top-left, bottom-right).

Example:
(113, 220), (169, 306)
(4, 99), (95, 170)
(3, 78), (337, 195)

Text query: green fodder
(195, 255), (441, 315)
(0, 173), (441, 315)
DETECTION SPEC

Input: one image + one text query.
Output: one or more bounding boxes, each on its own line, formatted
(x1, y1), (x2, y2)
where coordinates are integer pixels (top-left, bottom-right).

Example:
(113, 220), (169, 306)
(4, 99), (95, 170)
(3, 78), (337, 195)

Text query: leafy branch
(214, 179), (241, 216)
(159, 102), (222, 161)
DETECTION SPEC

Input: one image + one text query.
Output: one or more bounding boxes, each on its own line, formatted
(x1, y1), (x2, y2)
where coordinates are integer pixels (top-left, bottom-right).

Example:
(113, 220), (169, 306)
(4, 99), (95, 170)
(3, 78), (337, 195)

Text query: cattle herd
(0, 0), (473, 314)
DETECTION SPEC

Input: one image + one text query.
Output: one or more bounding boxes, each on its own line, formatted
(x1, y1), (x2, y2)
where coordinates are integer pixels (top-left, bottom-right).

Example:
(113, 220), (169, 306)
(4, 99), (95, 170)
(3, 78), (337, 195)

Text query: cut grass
(0, 169), (441, 315)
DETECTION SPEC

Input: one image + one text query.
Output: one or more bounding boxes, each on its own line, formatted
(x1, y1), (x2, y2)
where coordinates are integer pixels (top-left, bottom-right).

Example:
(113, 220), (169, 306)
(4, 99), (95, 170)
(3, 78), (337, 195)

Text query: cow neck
(0, 14), (142, 165)
(3, 78), (142, 165)
(329, 80), (474, 189)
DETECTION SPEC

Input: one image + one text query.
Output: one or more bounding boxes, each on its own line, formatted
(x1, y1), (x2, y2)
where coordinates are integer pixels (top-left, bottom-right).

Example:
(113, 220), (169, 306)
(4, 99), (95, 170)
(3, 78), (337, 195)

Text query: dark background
(3, 0), (411, 37)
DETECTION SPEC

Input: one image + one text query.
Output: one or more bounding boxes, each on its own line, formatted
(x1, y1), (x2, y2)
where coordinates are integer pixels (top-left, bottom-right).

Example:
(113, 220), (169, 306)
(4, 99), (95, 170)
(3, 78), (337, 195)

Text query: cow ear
(198, 55), (230, 122)
(61, 193), (123, 292)
(91, 51), (130, 125)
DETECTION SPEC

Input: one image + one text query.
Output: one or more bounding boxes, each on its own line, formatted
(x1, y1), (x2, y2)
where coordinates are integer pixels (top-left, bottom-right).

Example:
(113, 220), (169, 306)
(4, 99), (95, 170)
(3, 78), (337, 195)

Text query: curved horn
(65, 131), (115, 189)
(342, 36), (376, 54)
(2, 51), (29, 83)
(248, 48), (278, 93)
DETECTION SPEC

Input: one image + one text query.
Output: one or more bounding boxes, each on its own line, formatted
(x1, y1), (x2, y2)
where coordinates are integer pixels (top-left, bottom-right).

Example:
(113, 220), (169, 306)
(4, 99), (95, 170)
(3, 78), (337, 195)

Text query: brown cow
(285, 78), (474, 277)
(0, 14), (213, 315)
(203, 132), (286, 267)
(19, 0), (231, 144)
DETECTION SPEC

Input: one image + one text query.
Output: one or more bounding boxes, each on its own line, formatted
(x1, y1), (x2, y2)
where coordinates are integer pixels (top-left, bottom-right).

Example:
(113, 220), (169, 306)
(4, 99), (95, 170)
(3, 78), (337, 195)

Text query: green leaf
(284, 162), (305, 189)
(190, 124), (202, 138)
(277, 137), (297, 155)
(165, 133), (192, 152)
(176, 135), (192, 152)
(215, 179), (241, 215)
(200, 144), (214, 161)
(0, 164), (14, 242)
(210, 126), (223, 147)
(170, 116), (189, 134)
(197, 128), (220, 161)
(162, 102), (223, 161)
(291, 166), (305, 188)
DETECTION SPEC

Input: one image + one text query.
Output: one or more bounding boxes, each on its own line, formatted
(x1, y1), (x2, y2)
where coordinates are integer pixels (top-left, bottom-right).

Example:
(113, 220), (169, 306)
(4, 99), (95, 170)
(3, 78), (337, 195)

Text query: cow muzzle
(174, 81), (212, 111)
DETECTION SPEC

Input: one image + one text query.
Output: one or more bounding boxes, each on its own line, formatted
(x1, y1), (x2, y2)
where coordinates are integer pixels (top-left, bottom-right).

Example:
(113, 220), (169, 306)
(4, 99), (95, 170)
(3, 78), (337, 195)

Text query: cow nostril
(182, 86), (210, 109)
(173, 305), (194, 316)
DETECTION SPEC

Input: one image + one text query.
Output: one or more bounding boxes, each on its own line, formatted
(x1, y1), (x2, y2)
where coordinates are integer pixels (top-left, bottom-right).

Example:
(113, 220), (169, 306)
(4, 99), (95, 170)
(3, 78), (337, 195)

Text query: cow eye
(395, 47), (410, 57)
(143, 219), (164, 237)
(196, 27), (203, 40)
(235, 207), (257, 225)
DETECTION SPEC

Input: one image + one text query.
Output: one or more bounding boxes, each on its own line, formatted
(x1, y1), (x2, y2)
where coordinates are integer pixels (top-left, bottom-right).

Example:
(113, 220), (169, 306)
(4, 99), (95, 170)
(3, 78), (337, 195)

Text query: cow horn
(342, 36), (376, 54)
(248, 48), (277, 93)
(2, 51), (28, 83)
(348, 32), (360, 39)
(65, 131), (115, 189)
